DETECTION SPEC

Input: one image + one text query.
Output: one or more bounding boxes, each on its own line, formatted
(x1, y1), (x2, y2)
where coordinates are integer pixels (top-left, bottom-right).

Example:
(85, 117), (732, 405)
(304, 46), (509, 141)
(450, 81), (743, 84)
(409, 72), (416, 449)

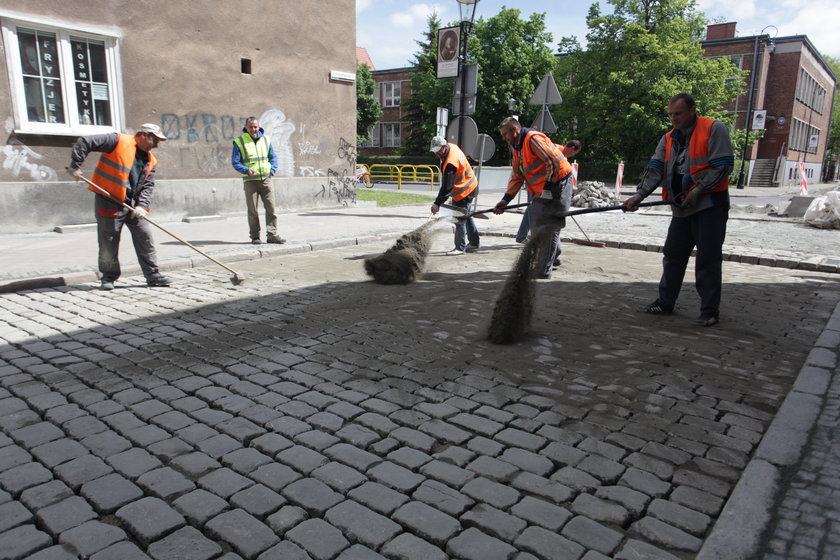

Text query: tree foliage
(824, 55), (840, 172)
(356, 62), (382, 146)
(552, 0), (745, 163)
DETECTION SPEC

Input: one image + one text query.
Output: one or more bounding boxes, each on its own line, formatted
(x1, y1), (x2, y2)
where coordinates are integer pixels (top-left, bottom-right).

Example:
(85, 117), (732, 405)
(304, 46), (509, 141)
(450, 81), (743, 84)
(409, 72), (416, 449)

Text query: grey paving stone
(561, 515), (624, 556)
(619, 467), (671, 498)
(551, 466), (601, 491)
(334, 543), (389, 560)
(0, 500), (33, 533)
(0, 461), (53, 494)
(177, 424), (218, 446)
(462, 476), (520, 509)
(250, 433), (294, 456)
(392, 500), (461, 546)
(615, 539), (681, 560)
(58, 520), (127, 557)
(125, 424), (171, 446)
(197, 467), (253, 498)
(515, 525), (586, 560)
(277, 445), (329, 474)
(334, 423), (380, 447)
(81, 472), (145, 513)
(595, 485), (650, 517)
(388, 446), (432, 470)
(30, 439), (87, 467)
(325, 499), (402, 548)
(325, 443), (382, 471)
(286, 518), (350, 560)
(543, 441), (587, 466)
(266, 505), (308, 535)
(467, 436), (504, 457)
(380, 532), (448, 560)
(494, 427), (547, 451)
(195, 433), (242, 458)
(311, 461), (367, 492)
(221, 448), (273, 473)
(450, 412), (504, 437)
(251, 462), (302, 492)
(169, 452), (221, 479)
(510, 495), (573, 531)
(432, 445), (475, 467)
(499, 447), (554, 476)
(446, 527), (517, 560)
(147, 526), (223, 560)
(0, 444), (30, 472)
(630, 516), (703, 552)
(388, 427), (435, 453)
(81, 430), (133, 458)
(572, 492), (631, 525)
(294, 429), (341, 451)
(420, 459), (476, 487)
(0, 524), (53, 560)
(647, 498), (711, 536)
(19, 480), (74, 510)
(672, 468), (730, 498)
(466, 455), (519, 481)
(670, 484), (725, 517)
(257, 540), (312, 560)
(10, 421), (65, 448)
(107, 447), (163, 479)
(348, 480), (410, 515)
(116, 496), (186, 546)
(173, 489), (230, 526)
(137, 466), (196, 500)
(206, 508), (280, 559)
(510, 472), (575, 505)
(55, 454), (113, 489)
(27, 545), (83, 560)
(461, 503), (528, 541)
(147, 437), (194, 461)
(367, 461), (425, 493)
(282, 477), (344, 516)
(231, 483), (287, 518)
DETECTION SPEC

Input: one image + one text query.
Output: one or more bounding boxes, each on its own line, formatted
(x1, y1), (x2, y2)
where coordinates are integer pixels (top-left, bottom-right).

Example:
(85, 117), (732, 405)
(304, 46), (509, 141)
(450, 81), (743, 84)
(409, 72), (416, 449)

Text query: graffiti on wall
(313, 138), (360, 206)
(0, 141), (58, 181)
(259, 108), (296, 178)
(160, 113), (241, 144)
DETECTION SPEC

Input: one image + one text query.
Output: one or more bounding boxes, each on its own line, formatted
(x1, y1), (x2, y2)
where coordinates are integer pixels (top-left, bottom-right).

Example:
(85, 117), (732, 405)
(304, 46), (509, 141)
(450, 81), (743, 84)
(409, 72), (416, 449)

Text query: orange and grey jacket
(441, 143), (477, 202)
(502, 128), (572, 202)
(662, 116), (730, 200)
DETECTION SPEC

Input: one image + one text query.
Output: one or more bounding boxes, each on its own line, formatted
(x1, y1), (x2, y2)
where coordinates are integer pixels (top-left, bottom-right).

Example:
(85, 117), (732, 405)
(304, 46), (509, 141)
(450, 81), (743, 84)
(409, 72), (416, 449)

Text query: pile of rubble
(572, 180), (621, 208)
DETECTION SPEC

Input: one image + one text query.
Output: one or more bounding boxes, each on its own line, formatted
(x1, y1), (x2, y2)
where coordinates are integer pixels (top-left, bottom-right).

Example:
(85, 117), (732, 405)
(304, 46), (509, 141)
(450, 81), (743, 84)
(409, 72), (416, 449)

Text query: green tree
(824, 55), (840, 179)
(400, 14), (453, 155)
(401, 9), (557, 158)
(553, 0), (744, 164)
(356, 62), (382, 146)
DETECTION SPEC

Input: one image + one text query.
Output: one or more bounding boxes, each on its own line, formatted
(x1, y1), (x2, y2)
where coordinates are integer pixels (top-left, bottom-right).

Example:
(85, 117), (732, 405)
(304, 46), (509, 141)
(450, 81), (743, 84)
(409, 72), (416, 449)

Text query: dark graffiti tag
(337, 137), (357, 165)
(315, 168), (356, 206)
(160, 113), (241, 143)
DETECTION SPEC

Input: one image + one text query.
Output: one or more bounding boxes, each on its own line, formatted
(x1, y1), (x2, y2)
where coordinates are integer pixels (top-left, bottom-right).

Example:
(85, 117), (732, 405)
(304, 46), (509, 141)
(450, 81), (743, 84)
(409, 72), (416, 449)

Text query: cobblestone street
(2, 232), (839, 559)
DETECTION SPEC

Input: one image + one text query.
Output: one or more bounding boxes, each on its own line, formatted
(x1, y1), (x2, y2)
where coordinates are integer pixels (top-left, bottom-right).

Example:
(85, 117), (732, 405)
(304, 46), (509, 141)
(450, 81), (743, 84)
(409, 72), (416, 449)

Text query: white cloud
(779, 1), (840, 57)
(356, 0), (372, 15)
(389, 3), (449, 28)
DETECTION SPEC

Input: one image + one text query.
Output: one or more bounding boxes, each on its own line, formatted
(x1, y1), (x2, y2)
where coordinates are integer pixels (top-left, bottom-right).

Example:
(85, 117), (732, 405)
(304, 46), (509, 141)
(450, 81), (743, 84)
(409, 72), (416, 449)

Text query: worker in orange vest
(623, 93), (734, 327)
(429, 136), (480, 255)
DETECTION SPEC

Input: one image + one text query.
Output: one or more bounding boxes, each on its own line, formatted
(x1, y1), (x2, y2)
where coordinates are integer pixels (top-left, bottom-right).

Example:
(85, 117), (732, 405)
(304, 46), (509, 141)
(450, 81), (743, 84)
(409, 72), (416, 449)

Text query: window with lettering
(2, 19), (121, 134)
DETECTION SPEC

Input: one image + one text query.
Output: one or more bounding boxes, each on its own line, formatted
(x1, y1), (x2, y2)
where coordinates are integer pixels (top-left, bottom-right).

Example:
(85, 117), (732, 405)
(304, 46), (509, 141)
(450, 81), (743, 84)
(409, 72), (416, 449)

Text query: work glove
(67, 167), (83, 181)
(681, 187), (703, 208)
(430, 204), (439, 215)
(622, 194), (643, 212)
(131, 206), (147, 220)
(493, 200), (508, 215)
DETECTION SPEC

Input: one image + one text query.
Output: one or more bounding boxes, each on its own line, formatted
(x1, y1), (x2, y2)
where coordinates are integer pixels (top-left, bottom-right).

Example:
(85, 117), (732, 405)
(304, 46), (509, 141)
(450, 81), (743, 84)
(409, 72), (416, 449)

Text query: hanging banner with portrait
(436, 26), (460, 79)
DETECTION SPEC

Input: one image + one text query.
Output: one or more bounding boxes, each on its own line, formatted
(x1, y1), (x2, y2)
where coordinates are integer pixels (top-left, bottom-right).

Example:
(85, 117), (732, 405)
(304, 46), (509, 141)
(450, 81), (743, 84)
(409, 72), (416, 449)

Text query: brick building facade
(361, 67), (413, 155)
(702, 23), (836, 185)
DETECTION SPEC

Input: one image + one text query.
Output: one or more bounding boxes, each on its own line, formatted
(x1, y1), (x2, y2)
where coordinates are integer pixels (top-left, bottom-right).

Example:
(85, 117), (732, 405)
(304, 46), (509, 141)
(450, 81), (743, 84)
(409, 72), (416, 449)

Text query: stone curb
(696, 300), (840, 559)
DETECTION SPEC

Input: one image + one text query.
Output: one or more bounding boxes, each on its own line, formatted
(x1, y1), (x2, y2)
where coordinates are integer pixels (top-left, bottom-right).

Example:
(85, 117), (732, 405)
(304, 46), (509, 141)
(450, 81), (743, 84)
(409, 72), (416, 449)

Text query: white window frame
(363, 124), (379, 148)
(1, 13), (124, 136)
(382, 122), (400, 148)
(381, 81), (401, 108)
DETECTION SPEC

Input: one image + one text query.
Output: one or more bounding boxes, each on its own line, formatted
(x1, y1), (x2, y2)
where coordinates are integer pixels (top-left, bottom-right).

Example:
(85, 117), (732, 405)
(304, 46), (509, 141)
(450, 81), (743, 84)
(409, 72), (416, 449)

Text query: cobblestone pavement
(2, 229), (840, 559)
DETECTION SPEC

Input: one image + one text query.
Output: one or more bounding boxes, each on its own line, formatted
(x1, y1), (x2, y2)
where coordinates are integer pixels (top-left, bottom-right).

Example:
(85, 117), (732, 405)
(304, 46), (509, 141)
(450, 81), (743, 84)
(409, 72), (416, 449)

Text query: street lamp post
(736, 25), (776, 189)
(455, 0), (479, 149)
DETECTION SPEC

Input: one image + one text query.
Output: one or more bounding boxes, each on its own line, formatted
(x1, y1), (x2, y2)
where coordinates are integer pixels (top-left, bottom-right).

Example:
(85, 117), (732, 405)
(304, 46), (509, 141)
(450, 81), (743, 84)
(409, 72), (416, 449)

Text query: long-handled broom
(72, 172), (246, 286)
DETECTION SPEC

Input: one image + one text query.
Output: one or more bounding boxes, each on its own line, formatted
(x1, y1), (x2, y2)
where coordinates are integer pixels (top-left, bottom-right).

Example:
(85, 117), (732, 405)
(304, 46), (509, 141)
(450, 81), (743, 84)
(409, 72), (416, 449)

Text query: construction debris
(572, 181), (621, 208)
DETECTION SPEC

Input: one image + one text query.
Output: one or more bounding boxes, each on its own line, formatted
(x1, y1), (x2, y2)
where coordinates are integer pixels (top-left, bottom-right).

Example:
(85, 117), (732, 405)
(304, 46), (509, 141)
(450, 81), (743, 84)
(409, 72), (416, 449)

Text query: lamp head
(456, 0), (479, 24)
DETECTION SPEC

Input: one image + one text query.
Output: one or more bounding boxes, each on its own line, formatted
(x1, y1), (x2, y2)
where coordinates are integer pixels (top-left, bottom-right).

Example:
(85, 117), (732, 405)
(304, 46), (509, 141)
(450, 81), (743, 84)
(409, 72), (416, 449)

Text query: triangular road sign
(531, 106), (557, 133)
(529, 72), (562, 105)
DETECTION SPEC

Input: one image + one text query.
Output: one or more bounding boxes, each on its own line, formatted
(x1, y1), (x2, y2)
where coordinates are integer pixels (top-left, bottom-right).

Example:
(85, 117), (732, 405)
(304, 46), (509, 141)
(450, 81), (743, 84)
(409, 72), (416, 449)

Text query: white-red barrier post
(798, 162), (808, 195)
(615, 161), (624, 198)
(572, 161), (578, 188)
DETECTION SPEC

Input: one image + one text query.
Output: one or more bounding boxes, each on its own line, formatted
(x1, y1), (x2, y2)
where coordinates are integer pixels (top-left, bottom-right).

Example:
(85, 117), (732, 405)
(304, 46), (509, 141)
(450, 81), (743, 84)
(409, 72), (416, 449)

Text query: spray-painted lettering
(337, 137), (357, 165)
(315, 168), (356, 206)
(0, 141), (58, 181)
(298, 141), (322, 156)
(160, 113), (242, 144)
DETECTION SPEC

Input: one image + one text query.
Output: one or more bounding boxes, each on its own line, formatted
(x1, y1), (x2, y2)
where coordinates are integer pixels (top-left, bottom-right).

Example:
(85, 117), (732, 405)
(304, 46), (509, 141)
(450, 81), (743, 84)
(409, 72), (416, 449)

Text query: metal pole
(457, 20), (469, 149)
(737, 35), (764, 189)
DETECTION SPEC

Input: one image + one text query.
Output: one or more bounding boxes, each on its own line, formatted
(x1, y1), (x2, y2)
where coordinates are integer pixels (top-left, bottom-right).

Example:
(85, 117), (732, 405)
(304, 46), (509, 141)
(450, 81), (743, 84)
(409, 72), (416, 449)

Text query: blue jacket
(231, 127), (278, 176)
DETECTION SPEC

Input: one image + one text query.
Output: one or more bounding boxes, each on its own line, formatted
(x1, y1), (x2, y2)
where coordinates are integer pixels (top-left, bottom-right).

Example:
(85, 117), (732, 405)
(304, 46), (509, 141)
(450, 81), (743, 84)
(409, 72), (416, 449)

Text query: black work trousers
(658, 204), (728, 317)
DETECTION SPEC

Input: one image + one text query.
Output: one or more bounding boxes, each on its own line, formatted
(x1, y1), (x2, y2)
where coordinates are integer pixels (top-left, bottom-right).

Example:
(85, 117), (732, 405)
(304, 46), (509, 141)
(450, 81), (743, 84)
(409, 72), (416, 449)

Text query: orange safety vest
(442, 143), (477, 201)
(517, 130), (572, 197)
(89, 134), (157, 202)
(663, 116), (729, 200)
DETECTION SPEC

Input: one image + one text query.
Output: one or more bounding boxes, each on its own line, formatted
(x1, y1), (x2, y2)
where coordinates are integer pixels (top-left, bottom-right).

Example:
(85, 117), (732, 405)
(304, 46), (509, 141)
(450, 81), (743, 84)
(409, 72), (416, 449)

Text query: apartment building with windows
(702, 22), (836, 185)
(360, 67), (412, 155)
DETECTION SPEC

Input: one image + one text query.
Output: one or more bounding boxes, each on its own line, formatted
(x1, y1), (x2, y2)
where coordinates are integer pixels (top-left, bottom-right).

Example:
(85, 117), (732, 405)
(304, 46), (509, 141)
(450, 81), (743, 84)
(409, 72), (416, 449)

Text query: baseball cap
(429, 136), (447, 152)
(138, 123), (167, 140)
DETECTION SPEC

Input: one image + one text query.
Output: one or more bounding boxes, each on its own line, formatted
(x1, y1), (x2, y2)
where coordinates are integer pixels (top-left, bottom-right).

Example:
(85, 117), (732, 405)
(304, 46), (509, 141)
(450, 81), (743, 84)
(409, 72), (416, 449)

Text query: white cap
(429, 136), (447, 152)
(138, 123), (167, 140)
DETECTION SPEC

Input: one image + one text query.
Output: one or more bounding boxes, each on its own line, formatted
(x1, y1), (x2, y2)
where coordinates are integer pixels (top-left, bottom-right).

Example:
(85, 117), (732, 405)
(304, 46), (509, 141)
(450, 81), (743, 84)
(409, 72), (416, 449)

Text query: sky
(356, 0), (840, 70)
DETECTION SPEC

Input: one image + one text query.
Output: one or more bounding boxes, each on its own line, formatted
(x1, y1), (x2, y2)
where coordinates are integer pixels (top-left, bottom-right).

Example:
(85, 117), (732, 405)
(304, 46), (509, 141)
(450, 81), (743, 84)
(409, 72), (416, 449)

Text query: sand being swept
(364, 220), (441, 285)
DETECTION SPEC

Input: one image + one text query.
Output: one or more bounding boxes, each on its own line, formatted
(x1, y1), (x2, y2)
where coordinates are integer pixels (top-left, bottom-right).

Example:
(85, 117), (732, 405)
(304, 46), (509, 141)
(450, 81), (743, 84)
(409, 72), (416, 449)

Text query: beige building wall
(0, 1), (357, 233)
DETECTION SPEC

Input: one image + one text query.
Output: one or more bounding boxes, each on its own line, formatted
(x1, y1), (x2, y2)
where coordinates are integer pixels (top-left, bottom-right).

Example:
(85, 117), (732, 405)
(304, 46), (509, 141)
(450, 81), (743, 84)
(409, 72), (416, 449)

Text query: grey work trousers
(244, 177), (278, 240)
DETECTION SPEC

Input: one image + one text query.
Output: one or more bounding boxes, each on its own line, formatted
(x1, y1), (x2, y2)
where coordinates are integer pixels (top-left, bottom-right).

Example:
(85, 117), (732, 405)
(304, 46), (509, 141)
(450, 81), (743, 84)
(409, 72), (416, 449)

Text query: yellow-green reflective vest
(234, 133), (271, 181)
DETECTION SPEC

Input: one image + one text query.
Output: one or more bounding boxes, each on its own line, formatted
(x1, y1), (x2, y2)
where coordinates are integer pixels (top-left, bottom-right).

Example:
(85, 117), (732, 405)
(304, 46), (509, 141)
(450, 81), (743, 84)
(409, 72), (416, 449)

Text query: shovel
(72, 171), (246, 286)
(443, 202), (532, 221)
